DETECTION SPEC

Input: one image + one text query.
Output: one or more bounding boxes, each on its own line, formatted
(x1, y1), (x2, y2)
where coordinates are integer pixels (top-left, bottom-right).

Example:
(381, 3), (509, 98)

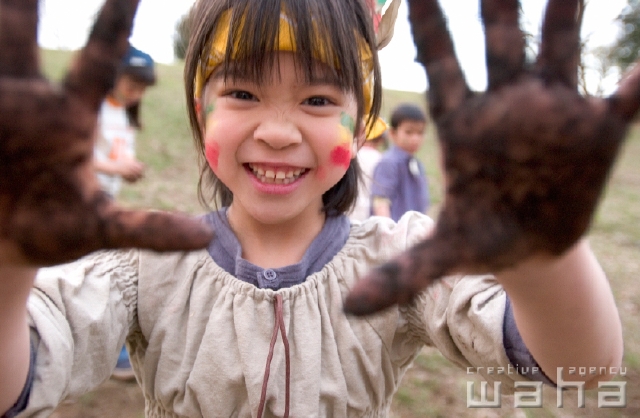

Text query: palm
(0, 0), (212, 265)
(344, 0), (640, 315)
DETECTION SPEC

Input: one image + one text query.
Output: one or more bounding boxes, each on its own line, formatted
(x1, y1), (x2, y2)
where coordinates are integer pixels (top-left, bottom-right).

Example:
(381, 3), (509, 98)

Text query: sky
(38, 0), (628, 94)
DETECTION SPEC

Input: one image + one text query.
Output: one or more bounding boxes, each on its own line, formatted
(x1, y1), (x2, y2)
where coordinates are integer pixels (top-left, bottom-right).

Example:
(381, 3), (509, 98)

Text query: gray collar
(204, 209), (350, 289)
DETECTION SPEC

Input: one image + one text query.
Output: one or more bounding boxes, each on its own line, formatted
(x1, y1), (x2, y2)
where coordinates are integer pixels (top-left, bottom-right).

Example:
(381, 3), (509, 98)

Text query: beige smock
(19, 212), (531, 417)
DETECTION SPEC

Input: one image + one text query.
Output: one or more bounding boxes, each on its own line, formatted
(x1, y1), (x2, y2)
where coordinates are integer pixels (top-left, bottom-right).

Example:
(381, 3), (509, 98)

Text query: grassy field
(42, 49), (640, 417)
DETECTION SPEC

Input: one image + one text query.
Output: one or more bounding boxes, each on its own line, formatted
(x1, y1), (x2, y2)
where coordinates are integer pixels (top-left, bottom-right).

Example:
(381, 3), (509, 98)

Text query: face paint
(205, 142), (220, 171)
(205, 103), (215, 117)
(205, 112), (219, 136)
(340, 112), (356, 135)
(330, 112), (356, 168)
(204, 115), (220, 171)
(330, 144), (352, 168)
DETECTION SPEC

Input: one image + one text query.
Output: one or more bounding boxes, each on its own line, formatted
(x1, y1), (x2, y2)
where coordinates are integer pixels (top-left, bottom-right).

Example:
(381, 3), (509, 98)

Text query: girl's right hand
(0, 0), (213, 267)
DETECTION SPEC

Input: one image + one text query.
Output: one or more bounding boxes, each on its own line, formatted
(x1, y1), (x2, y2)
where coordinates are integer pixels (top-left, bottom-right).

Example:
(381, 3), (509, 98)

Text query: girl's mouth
(246, 163), (310, 185)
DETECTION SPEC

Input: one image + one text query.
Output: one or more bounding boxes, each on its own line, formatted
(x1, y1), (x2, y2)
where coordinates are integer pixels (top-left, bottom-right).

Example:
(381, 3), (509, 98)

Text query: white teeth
(248, 164), (307, 185)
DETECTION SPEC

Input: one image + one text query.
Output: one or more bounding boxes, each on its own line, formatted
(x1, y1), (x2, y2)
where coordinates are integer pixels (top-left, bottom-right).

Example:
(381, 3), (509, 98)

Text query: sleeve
(400, 274), (538, 393)
(17, 249), (140, 417)
(503, 297), (555, 385)
(388, 214), (543, 393)
(370, 157), (399, 200)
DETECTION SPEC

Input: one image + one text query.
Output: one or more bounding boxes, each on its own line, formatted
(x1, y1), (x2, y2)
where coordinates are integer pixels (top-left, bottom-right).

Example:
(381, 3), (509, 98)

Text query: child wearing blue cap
(93, 44), (156, 199)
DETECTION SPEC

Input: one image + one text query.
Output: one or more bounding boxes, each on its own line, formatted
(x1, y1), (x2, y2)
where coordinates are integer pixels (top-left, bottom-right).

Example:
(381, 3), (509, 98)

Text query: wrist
(495, 239), (590, 294)
(0, 265), (36, 332)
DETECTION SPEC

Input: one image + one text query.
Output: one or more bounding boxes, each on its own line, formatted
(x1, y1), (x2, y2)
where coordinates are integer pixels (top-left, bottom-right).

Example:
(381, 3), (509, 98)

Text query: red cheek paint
(205, 142), (220, 171)
(330, 144), (352, 168)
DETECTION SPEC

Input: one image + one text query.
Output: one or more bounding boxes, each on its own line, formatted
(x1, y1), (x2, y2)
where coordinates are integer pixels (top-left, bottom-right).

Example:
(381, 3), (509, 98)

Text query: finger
(407, 0), (470, 118)
(63, 0), (140, 110)
(344, 238), (453, 316)
(8, 175), (213, 265)
(535, 0), (582, 88)
(0, 0), (39, 77)
(101, 207), (214, 252)
(481, 0), (526, 90)
(608, 63), (640, 122)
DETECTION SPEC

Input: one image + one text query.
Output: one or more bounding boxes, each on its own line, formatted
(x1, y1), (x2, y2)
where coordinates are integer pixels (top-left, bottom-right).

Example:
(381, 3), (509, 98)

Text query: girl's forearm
(497, 240), (623, 388)
(0, 267), (36, 414)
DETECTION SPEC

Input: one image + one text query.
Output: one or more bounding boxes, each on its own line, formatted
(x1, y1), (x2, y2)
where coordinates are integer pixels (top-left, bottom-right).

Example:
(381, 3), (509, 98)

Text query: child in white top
(349, 129), (386, 222)
(93, 45), (156, 198)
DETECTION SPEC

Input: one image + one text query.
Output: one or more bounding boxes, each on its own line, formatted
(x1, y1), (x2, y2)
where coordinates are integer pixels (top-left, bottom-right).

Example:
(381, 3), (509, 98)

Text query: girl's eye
(227, 90), (256, 101)
(304, 96), (332, 107)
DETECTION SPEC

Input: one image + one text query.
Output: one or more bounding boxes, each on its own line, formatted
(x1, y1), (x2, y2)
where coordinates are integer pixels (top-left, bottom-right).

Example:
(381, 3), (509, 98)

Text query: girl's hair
(184, 0), (382, 213)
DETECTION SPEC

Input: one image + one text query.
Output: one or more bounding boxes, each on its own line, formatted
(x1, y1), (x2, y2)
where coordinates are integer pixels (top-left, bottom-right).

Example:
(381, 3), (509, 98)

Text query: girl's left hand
(344, 0), (640, 315)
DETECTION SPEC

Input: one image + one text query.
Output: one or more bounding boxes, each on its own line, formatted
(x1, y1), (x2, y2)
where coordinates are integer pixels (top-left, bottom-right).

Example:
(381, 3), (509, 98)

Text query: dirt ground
(49, 356), (640, 418)
(50, 379), (145, 418)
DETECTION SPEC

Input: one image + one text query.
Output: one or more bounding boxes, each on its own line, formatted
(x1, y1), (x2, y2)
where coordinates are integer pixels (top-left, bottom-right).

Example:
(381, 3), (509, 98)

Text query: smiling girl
(0, 0), (623, 416)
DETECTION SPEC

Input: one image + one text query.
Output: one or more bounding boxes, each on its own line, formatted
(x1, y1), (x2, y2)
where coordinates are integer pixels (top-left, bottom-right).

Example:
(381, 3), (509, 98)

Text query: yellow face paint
(338, 112), (355, 144)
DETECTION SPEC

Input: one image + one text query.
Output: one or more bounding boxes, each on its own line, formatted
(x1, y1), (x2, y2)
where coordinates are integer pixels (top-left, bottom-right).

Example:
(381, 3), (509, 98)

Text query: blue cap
(120, 45), (156, 85)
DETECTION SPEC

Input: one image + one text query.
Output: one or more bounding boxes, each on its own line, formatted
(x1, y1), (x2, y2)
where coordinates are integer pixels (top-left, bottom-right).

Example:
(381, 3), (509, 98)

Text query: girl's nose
(253, 117), (302, 150)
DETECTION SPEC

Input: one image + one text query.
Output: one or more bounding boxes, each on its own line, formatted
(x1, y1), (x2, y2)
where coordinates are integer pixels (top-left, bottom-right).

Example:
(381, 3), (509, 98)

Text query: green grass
(41, 48), (640, 417)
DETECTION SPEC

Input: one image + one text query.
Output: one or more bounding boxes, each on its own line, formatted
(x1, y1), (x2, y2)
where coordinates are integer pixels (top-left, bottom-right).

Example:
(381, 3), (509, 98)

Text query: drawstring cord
(257, 294), (291, 418)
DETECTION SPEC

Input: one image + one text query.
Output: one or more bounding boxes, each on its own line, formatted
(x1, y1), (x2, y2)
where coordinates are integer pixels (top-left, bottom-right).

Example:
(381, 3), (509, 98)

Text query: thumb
(101, 207), (214, 252)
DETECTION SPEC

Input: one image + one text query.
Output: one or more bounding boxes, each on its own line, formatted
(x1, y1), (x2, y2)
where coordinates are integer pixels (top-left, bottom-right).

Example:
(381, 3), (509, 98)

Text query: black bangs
(223, 0), (370, 104)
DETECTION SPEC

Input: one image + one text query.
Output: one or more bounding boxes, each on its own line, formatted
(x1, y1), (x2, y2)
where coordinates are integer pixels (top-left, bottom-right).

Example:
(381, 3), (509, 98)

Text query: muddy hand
(0, 0), (213, 266)
(344, 0), (640, 315)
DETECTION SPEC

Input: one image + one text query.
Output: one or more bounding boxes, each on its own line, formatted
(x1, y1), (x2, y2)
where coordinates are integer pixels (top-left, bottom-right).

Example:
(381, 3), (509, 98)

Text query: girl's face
(200, 52), (363, 227)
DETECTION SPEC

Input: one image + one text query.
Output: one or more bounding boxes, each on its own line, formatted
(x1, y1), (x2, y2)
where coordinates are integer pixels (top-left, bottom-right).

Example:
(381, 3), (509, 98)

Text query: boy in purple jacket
(371, 103), (430, 221)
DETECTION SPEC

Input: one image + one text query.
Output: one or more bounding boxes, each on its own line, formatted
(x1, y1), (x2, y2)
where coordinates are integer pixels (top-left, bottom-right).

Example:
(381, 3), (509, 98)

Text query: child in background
(348, 128), (387, 222)
(371, 103), (430, 221)
(93, 45), (157, 381)
(0, 0), (623, 416)
(93, 45), (156, 199)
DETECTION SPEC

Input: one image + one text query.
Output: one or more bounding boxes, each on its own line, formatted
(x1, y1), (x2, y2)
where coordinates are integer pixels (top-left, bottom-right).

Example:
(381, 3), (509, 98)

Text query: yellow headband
(194, 9), (387, 140)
